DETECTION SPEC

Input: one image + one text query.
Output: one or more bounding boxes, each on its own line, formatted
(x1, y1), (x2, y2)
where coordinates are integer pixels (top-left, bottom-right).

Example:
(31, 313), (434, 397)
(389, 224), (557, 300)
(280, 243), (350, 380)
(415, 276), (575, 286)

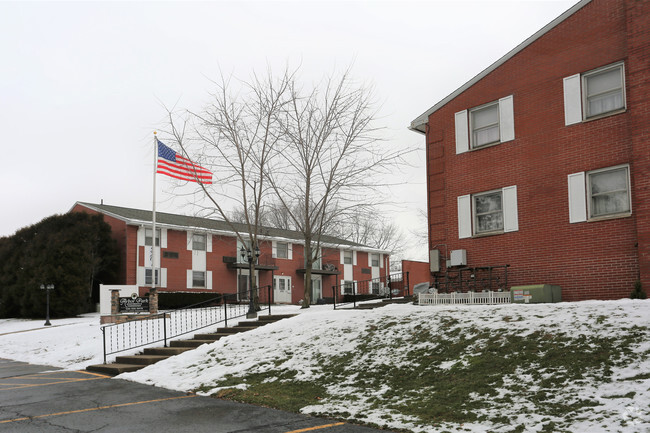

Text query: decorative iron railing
(331, 272), (410, 309)
(100, 285), (272, 364)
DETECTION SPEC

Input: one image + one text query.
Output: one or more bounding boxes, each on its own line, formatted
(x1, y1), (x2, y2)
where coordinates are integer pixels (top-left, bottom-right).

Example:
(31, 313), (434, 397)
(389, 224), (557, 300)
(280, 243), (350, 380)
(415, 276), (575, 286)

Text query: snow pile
(1, 300), (648, 432)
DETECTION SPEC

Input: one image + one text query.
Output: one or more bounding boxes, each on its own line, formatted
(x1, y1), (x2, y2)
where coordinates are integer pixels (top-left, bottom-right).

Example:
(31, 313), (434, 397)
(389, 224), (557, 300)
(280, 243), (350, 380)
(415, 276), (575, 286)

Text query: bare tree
(333, 209), (407, 255)
(266, 68), (409, 307)
(162, 67), (293, 312)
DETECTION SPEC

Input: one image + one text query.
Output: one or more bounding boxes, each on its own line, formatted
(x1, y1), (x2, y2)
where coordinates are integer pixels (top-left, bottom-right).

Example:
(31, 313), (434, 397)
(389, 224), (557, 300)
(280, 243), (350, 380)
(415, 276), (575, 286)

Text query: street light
(240, 243), (261, 319)
(39, 283), (54, 326)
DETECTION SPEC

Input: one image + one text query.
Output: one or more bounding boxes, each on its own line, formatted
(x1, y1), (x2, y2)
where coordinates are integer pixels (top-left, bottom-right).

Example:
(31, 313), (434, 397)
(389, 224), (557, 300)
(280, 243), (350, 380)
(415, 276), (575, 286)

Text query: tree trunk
(302, 242), (312, 308)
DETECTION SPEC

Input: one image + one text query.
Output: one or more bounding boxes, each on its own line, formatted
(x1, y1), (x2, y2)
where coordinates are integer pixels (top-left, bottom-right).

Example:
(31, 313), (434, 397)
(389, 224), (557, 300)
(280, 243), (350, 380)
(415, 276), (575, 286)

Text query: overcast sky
(1, 0), (579, 260)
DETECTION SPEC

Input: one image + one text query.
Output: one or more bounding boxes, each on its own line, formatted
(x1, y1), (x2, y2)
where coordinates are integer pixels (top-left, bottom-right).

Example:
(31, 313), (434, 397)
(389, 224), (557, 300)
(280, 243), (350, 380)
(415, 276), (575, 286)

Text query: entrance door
(238, 275), (249, 300)
(274, 276), (292, 303)
(311, 278), (322, 304)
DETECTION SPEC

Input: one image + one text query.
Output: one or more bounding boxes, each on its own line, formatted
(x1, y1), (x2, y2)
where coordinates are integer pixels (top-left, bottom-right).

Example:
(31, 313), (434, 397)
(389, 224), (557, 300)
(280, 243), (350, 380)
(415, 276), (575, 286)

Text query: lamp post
(40, 283), (54, 326)
(240, 243), (261, 319)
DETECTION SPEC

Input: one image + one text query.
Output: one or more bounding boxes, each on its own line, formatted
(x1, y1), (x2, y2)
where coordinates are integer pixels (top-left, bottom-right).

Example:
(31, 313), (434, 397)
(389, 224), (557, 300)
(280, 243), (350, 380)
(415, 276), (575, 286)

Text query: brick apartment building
(71, 202), (391, 304)
(410, 0), (649, 301)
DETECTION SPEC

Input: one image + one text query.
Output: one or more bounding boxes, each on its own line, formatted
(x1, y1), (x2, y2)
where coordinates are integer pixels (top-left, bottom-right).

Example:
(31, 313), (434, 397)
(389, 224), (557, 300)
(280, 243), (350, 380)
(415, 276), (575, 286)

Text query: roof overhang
(409, 0), (591, 135)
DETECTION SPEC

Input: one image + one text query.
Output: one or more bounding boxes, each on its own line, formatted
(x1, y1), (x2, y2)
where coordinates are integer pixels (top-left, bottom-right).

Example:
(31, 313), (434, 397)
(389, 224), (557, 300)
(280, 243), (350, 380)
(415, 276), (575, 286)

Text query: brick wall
(402, 260), (432, 286)
(425, 0), (646, 301)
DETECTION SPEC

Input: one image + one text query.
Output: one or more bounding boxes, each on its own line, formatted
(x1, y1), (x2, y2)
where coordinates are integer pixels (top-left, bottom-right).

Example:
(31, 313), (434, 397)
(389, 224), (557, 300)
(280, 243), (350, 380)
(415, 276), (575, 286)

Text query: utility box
(449, 249), (467, 267)
(429, 249), (440, 272)
(510, 284), (562, 304)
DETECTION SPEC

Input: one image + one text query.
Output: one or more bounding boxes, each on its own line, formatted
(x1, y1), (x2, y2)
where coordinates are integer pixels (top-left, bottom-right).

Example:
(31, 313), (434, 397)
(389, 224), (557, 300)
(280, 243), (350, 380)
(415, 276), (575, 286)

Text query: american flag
(156, 139), (212, 185)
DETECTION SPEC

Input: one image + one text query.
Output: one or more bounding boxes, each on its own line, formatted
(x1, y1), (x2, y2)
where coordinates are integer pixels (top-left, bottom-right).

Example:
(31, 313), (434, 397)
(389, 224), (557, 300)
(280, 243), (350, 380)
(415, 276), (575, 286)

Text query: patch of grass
(200, 313), (649, 432)
(215, 379), (328, 412)
(201, 369), (328, 413)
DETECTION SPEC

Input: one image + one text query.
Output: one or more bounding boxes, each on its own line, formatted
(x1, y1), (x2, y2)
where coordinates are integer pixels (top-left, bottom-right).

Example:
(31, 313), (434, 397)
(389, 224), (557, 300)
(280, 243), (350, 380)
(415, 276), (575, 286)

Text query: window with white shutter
(564, 62), (625, 126)
(569, 165), (631, 222)
(457, 186), (519, 238)
(455, 95), (515, 154)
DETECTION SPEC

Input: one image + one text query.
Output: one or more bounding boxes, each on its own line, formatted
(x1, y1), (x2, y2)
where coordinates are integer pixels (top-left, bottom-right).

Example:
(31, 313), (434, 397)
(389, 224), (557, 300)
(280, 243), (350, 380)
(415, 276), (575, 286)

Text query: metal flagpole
(152, 132), (158, 294)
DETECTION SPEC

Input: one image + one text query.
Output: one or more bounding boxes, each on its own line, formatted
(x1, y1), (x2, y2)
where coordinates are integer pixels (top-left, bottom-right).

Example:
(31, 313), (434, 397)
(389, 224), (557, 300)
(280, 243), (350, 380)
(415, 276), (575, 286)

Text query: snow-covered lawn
(1, 300), (649, 432)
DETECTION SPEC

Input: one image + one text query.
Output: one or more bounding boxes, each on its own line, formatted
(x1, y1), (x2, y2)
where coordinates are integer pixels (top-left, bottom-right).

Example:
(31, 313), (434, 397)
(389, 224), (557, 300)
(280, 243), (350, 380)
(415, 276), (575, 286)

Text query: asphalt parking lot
(0, 359), (393, 433)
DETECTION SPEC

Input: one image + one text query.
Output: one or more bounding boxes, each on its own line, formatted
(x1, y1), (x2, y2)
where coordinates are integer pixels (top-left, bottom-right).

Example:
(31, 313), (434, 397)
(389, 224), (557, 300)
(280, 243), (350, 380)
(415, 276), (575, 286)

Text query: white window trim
(470, 101), (500, 149)
(455, 95), (515, 154)
(564, 62), (626, 126)
(472, 189), (505, 235)
(582, 62), (626, 120)
(568, 164), (632, 223)
(587, 165), (631, 219)
(458, 186), (519, 239)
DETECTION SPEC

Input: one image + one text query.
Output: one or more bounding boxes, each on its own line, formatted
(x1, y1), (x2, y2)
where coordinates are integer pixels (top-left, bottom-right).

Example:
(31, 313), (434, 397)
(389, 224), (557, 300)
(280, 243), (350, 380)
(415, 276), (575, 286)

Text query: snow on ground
(1, 300), (649, 432)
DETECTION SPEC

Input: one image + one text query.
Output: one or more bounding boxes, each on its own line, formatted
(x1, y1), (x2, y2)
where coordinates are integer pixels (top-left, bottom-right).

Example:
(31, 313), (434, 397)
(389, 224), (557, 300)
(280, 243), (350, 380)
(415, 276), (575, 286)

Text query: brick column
(149, 288), (158, 314)
(110, 290), (120, 315)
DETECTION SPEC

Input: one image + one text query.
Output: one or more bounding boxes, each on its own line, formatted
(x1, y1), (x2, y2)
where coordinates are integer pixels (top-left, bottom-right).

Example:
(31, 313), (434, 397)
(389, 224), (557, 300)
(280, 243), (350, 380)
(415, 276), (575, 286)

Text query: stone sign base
(99, 287), (160, 325)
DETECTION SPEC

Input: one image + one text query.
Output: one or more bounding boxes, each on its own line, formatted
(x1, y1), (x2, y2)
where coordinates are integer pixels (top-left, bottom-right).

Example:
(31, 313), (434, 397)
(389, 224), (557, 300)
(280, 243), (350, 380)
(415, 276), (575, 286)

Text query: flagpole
(152, 132), (158, 294)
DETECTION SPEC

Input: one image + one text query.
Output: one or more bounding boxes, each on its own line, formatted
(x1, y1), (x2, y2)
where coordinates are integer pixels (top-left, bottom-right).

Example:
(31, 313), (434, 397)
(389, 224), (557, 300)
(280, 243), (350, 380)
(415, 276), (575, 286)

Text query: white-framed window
(564, 62), (625, 125)
(457, 186), (518, 239)
(470, 101), (500, 148)
(474, 190), (503, 234)
(145, 269), (159, 285)
(276, 242), (288, 259)
(145, 229), (160, 247)
(192, 233), (206, 251)
(455, 95), (515, 154)
(370, 253), (380, 267)
(568, 165), (631, 223)
(343, 250), (353, 265)
(372, 282), (380, 294)
(192, 271), (206, 288)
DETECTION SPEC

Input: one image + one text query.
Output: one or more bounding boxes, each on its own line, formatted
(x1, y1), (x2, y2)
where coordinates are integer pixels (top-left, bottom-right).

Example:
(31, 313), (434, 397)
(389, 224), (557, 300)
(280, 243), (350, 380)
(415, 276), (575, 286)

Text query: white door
(274, 276), (292, 303)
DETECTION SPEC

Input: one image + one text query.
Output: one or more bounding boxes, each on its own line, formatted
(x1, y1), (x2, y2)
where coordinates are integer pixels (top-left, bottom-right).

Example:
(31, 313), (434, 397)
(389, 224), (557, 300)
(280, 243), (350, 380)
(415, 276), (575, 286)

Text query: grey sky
(0, 0), (578, 260)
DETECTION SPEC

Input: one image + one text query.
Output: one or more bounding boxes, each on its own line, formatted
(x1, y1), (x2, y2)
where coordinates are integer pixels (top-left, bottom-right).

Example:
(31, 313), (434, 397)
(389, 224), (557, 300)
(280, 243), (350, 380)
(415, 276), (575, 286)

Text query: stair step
(216, 326), (257, 334)
(87, 313), (298, 373)
(115, 355), (169, 365)
(144, 347), (193, 356)
(170, 339), (215, 348)
(356, 303), (386, 309)
(236, 321), (268, 327)
(258, 314), (297, 321)
(86, 363), (143, 376)
(193, 333), (226, 341)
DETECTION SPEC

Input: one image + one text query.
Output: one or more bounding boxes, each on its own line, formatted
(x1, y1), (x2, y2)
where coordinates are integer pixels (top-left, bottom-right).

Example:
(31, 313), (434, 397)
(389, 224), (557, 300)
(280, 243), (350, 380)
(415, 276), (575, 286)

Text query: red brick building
(71, 202), (390, 304)
(410, 0), (649, 301)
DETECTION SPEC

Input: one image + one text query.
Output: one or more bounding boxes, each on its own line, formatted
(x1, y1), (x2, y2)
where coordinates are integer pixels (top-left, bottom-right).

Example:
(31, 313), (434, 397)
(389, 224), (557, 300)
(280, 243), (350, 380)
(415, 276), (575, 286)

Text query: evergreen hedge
(0, 212), (119, 318)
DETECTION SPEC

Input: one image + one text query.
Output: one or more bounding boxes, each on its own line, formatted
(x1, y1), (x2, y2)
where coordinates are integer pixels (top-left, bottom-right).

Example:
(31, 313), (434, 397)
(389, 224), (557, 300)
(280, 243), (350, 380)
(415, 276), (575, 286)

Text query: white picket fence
(418, 291), (511, 305)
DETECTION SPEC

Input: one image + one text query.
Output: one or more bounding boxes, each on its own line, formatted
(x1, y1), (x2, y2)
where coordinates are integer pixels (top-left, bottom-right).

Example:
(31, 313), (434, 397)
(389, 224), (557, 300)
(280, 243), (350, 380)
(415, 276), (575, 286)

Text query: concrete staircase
(86, 314), (296, 376)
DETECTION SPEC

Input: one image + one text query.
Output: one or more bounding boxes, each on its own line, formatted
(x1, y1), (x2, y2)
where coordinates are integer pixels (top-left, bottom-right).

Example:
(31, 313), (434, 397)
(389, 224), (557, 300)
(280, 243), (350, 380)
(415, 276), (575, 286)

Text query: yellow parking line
(0, 376), (106, 391)
(0, 394), (197, 424)
(285, 422), (346, 433)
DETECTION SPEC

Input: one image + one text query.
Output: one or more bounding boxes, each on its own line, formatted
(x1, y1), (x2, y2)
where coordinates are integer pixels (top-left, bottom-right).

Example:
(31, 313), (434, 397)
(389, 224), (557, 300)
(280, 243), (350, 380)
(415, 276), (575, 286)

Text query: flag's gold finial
(154, 131), (157, 135)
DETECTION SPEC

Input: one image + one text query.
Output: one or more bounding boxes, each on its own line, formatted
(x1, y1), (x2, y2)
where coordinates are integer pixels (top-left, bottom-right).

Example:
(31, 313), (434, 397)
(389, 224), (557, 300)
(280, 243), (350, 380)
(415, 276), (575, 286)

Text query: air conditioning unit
(449, 249), (467, 267)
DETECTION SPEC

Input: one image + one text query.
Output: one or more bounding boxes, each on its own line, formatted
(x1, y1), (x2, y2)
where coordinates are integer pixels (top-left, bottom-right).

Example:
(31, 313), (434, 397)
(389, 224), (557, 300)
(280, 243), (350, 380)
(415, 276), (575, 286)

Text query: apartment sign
(119, 294), (150, 313)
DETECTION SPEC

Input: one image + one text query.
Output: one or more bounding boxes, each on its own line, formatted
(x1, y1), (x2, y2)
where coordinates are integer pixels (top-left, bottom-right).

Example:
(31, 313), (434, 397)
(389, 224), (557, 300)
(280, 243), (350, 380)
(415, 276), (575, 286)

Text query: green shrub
(157, 292), (223, 309)
(631, 280), (647, 300)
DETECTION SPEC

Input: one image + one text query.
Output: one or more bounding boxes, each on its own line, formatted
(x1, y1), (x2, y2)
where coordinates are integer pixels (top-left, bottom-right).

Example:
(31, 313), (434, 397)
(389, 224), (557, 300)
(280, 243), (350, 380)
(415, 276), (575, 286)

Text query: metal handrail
(332, 272), (410, 310)
(101, 285), (273, 363)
